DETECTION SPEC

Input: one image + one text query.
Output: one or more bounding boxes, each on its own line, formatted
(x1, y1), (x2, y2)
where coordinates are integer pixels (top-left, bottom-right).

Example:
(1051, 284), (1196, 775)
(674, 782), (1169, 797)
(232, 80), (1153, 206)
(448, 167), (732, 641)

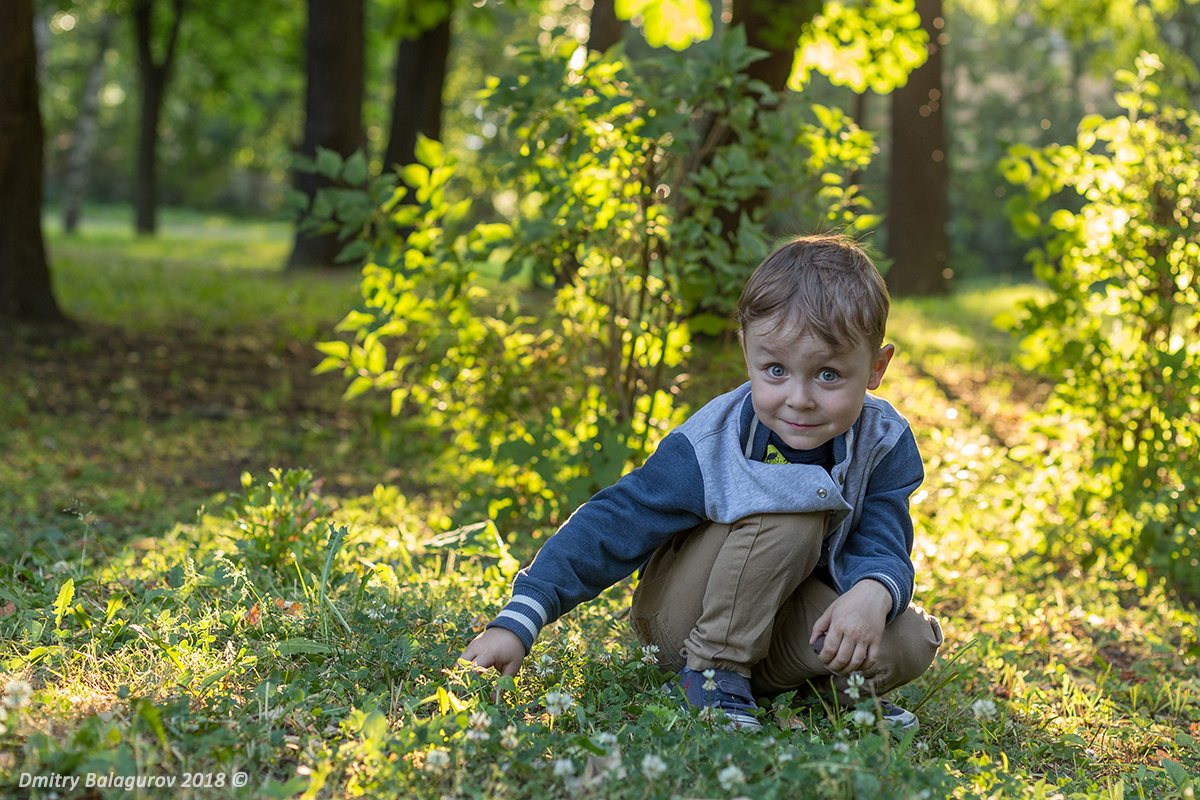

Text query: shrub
(1001, 53), (1200, 592)
(309, 30), (879, 536)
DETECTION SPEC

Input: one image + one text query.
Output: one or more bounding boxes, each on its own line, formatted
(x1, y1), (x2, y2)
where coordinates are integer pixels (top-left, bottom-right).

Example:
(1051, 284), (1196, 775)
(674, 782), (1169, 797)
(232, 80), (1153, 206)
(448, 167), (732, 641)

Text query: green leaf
(276, 638), (335, 656)
(342, 150), (368, 185)
(344, 376), (374, 400)
(315, 340), (350, 360)
(400, 164), (430, 191)
(614, 0), (713, 50)
(315, 147), (344, 179)
(336, 239), (371, 264)
(53, 579), (75, 628)
(1161, 758), (1192, 789)
(414, 135), (444, 168)
(366, 340), (387, 376)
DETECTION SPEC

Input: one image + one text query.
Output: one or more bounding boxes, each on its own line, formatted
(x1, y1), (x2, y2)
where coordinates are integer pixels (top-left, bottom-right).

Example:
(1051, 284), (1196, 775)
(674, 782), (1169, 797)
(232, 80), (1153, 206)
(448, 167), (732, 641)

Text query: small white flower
(971, 699), (998, 720)
(833, 742), (851, 754)
(596, 732), (618, 750)
(846, 672), (865, 700)
(852, 709), (876, 727)
(4, 680), (32, 710)
(552, 758), (575, 778)
(641, 753), (668, 780)
(535, 653), (556, 677)
(641, 644), (660, 665)
(364, 605), (386, 620)
(717, 765), (745, 791)
(544, 689), (573, 717)
(777, 749), (794, 764)
(424, 748), (451, 774)
(915, 741), (930, 754)
(702, 669), (717, 692)
(500, 724), (519, 749)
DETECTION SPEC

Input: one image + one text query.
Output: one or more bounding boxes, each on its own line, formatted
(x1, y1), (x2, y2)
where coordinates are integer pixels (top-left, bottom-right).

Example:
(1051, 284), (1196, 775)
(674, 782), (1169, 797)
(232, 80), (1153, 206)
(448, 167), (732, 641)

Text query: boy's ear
(866, 343), (895, 391)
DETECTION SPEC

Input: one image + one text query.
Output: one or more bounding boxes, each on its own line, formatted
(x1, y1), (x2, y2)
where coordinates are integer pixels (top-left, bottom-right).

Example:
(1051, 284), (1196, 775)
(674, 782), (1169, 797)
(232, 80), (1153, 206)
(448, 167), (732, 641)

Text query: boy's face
(741, 317), (894, 451)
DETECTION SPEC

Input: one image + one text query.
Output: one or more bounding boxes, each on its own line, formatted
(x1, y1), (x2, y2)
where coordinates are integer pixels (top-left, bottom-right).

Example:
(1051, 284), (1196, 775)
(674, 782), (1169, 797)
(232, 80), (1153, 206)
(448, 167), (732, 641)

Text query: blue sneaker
(879, 700), (919, 733)
(667, 667), (762, 732)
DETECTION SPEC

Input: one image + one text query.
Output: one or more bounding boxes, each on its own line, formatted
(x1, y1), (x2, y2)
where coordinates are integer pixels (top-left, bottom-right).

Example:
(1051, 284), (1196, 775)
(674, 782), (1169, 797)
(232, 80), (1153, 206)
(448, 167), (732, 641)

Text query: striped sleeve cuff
(862, 574), (905, 623)
(486, 594), (551, 654)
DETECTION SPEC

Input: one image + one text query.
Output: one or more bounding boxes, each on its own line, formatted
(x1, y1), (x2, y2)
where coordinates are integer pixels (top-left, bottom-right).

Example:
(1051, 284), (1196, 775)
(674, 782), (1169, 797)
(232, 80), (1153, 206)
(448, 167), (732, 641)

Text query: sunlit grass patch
(2, 222), (1198, 798)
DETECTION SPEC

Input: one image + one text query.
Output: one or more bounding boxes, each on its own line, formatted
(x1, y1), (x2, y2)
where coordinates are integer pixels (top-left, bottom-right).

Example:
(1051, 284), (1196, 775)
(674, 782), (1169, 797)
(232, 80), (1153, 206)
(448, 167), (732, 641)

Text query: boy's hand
(461, 627), (526, 677)
(810, 579), (893, 675)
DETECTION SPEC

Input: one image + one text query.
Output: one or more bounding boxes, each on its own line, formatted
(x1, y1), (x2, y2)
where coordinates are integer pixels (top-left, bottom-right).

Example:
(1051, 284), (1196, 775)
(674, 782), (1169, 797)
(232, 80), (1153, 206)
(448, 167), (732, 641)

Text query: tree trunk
(587, 0), (623, 54)
(885, 0), (950, 296)
(132, 0), (184, 236)
(0, 0), (64, 322)
(287, 0), (365, 270)
(62, 13), (116, 234)
(697, 0), (819, 258)
(383, 13), (451, 171)
(732, 0), (818, 98)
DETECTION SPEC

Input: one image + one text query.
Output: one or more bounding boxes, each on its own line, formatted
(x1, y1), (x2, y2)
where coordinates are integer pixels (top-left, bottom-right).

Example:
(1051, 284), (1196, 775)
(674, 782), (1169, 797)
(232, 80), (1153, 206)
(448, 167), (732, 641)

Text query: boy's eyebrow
(747, 332), (847, 360)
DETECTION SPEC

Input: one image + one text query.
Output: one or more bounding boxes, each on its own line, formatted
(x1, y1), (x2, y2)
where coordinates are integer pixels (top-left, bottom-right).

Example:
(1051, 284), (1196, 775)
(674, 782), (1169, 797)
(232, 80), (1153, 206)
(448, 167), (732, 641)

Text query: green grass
(1, 218), (1197, 798)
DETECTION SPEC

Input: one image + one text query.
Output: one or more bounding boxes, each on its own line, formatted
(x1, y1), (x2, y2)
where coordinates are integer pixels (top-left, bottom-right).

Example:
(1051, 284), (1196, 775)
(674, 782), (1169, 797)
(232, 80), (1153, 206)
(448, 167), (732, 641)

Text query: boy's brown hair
(736, 234), (890, 353)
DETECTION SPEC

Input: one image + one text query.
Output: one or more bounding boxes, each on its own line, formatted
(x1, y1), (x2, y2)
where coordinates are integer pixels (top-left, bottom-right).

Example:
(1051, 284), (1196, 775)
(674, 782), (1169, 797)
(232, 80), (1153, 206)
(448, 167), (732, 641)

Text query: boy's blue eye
(817, 368), (839, 382)
(767, 365), (787, 378)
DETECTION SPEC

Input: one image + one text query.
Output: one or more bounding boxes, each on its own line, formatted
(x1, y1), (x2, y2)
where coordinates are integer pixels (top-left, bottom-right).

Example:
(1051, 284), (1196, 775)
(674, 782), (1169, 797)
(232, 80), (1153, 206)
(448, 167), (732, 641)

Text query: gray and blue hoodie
(489, 382), (924, 653)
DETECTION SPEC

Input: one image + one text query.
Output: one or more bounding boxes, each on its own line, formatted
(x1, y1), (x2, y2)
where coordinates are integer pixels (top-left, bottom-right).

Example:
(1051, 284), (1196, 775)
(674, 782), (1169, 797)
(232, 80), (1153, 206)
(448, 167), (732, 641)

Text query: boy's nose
(786, 381), (815, 409)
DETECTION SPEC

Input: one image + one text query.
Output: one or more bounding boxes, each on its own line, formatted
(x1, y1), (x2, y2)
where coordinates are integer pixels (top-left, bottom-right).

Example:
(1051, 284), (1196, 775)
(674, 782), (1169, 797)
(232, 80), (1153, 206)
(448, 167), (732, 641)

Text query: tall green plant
(1001, 53), (1200, 591)
(312, 32), (880, 536)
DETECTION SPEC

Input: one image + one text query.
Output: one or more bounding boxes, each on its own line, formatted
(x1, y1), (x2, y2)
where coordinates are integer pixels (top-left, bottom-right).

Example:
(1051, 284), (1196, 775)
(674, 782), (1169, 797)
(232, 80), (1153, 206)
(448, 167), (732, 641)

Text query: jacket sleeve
(488, 431), (707, 652)
(838, 428), (923, 622)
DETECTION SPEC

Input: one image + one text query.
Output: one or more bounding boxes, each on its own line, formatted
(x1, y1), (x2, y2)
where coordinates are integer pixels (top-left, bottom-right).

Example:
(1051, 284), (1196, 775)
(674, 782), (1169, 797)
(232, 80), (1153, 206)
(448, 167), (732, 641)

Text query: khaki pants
(630, 513), (943, 700)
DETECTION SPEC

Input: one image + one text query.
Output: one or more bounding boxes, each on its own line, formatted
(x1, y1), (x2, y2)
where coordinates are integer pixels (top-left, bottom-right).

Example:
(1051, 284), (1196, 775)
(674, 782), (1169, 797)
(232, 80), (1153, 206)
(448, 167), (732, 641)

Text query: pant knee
(873, 606), (944, 692)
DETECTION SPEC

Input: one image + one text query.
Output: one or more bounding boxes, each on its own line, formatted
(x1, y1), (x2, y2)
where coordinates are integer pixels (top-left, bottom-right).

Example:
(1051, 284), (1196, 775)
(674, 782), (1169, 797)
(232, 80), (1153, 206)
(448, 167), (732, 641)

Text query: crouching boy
(462, 234), (943, 732)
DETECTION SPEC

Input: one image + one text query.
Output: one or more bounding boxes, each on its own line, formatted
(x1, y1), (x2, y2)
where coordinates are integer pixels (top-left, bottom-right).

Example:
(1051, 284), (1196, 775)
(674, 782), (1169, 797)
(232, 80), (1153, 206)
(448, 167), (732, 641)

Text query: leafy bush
(1001, 53), (1200, 592)
(308, 30), (879, 536)
(228, 468), (334, 576)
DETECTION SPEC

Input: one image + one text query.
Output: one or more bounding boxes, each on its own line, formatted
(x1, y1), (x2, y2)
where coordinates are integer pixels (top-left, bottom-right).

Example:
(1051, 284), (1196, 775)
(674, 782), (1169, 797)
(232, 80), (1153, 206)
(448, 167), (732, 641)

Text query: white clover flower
(852, 709), (876, 727)
(915, 741), (930, 754)
(777, 749), (794, 764)
(832, 742), (851, 754)
(641, 753), (668, 780)
(424, 748), (452, 774)
(4, 681), (33, 710)
(641, 644), (660, 665)
(971, 699), (998, 720)
(535, 654), (556, 677)
(500, 724), (519, 749)
(717, 765), (745, 791)
(544, 689), (573, 718)
(552, 758), (575, 778)
(701, 668), (718, 692)
(846, 672), (865, 701)
(596, 732), (618, 750)
(364, 606), (386, 620)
